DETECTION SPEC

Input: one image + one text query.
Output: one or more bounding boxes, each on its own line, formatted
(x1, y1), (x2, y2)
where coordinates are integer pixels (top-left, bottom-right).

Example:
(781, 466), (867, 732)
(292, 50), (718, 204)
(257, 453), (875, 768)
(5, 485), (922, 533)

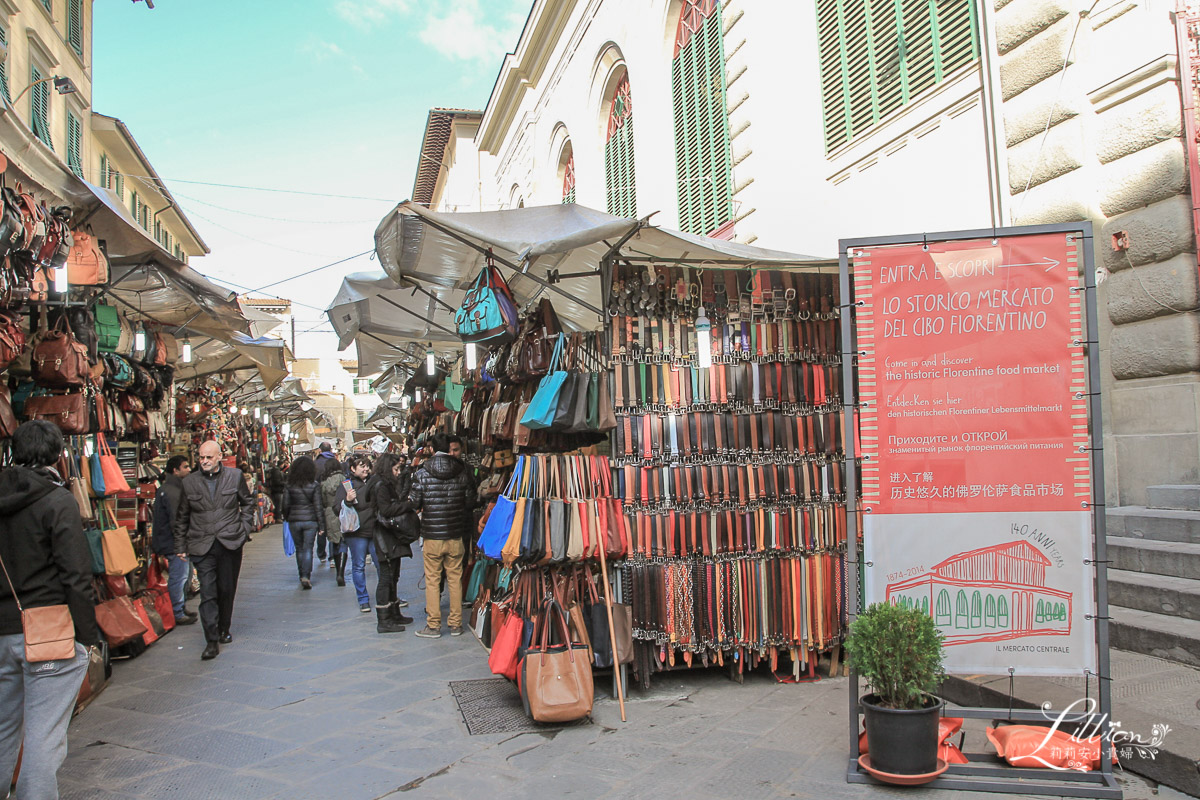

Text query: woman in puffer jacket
(280, 456), (324, 590)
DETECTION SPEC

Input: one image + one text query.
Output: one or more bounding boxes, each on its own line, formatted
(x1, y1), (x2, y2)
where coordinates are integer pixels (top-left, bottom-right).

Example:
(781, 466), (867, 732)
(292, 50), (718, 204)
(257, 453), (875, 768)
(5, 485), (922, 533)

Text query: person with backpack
(367, 454), (417, 634)
(280, 456), (325, 590)
(333, 455), (377, 613)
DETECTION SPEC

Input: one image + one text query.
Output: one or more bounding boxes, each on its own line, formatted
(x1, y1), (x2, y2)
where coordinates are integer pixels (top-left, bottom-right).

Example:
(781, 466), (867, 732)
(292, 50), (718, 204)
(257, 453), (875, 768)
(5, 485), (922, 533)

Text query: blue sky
(92, 0), (531, 358)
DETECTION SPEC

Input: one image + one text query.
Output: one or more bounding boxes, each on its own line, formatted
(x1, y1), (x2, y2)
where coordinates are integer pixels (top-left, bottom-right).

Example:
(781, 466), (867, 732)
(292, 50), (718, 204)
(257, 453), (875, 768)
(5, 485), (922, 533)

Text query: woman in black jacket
(334, 455), (377, 613)
(280, 456), (325, 590)
(0, 420), (98, 799)
(367, 454), (418, 634)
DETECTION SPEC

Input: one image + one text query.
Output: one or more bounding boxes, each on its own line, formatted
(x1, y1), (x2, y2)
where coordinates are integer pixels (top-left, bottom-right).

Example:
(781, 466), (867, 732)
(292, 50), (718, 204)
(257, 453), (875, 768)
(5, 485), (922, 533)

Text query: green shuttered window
(672, 0), (734, 236)
(67, 111), (82, 177)
(0, 26), (9, 103)
(30, 66), (53, 148)
(68, 0), (83, 56)
(604, 75), (637, 219)
(817, 0), (979, 152)
(40, 0), (51, 13)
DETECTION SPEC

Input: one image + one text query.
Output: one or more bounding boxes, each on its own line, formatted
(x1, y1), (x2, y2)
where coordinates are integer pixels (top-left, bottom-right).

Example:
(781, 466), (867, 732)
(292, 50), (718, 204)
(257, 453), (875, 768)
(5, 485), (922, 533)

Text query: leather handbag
(0, 383), (17, 439)
(518, 597), (593, 723)
(520, 334), (568, 430)
(66, 225), (108, 285)
(32, 324), (90, 388)
(99, 503), (138, 576)
(456, 263), (519, 344)
(94, 596), (146, 646)
(0, 309), (26, 371)
(501, 459), (533, 566)
(0, 550), (76, 662)
(94, 305), (122, 353)
(487, 605), (523, 680)
(84, 526), (105, 574)
(24, 392), (88, 434)
(479, 459), (522, 560)
(150, 586), (175, 631)
(136, 596), (164, 645)
(596, 372), (617, 432)
(96, 436), (130, 494)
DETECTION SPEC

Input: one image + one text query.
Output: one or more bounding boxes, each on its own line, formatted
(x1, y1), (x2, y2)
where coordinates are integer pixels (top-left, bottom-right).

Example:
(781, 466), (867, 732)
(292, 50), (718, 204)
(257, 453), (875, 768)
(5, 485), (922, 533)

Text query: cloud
(418, 0), (526, 66)
(299, 37), (367, 78)
(334, 0), (413, 29)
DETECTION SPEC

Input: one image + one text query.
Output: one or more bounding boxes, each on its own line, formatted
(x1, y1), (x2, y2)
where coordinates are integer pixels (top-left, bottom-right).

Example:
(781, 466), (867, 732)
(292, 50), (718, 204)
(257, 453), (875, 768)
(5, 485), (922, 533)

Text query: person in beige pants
(407, 434), (476, 638)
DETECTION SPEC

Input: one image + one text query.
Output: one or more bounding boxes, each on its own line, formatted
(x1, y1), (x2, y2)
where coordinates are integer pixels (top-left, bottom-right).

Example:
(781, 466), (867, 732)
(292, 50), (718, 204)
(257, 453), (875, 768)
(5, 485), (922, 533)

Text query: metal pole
(838, 243), (863, 772)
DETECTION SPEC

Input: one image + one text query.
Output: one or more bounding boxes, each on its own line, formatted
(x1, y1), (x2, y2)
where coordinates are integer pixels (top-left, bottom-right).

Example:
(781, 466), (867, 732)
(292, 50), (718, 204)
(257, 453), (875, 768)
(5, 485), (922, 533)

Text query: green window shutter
(66, 112), (82, 177)
(562, 152), (575, 204)
(29, 66), (53, 149)
(67, 0), (83, 56)
(817, 0), (978, 152)
(114, 172), (124, 199)
(672, 1), (734, 236)
(100, 153), (108, 188)
(0, 26), (9, 103)
(604, 75), (637, 218)
(40, 0), (51, 12)
(130, 190), (138, 219)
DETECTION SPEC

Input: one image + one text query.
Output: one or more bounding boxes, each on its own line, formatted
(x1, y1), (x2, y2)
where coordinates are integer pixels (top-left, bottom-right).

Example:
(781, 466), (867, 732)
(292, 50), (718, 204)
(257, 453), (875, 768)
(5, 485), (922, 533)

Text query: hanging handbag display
(24, 391), (88, 435)
(96, 435), (130, 494)
(0, 382), (17, 439)
(520, 334), (568, 430)
(94, 595), (146, 647)
(0, 550), (76, 662)
(84, 526), (105, 574)
(94, 305), (122, 353)
(488, 605), (524, 680)
(99, 502), (138, 576)
(479, 458), (522, 560)
(66, 225), (108, 285)
(0, 309), (26, 371)
(456, 262), (519, 345)
(517, 596), (593, 723)
(32, 322), (90, 388)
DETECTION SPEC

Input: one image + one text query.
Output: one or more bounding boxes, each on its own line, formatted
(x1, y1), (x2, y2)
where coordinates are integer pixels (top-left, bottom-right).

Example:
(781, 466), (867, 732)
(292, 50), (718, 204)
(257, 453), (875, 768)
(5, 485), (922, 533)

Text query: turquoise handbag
(456, 265), (519, 344)
(520, 334), (567, 430)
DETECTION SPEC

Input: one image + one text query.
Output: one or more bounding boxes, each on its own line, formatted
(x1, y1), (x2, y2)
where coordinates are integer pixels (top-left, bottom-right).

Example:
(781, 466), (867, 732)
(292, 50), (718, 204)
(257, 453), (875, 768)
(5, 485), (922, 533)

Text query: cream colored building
(289, 357), (382, 441)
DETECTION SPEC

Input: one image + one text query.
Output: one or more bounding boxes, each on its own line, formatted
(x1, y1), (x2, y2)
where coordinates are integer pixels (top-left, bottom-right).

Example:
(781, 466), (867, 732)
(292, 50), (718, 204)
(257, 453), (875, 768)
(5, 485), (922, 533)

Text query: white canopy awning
(173, 332), (291, 390)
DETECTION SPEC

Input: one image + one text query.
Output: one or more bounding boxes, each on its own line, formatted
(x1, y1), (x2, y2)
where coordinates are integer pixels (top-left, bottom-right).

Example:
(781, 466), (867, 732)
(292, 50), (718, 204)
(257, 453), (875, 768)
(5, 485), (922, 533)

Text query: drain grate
(449, 678), (585, 736)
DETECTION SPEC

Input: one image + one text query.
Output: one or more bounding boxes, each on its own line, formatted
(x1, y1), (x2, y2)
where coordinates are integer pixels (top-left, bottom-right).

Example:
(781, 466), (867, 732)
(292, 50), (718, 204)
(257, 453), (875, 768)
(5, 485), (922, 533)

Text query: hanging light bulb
(240, 407), (248, 416)
(254, 406), (261, 419)
(181, 339), (193, 363)
(53, 265), (67, 294)
(193, 402), (201, 414)
(695, 306), (713, 370)
(415, 388), (422, 403)
(426, 344), (435, 376)
(465, 342), (477, 371)
(135, 326), (146, 353)
(401, 395), (410, 410)
(282, 422), (291, 436)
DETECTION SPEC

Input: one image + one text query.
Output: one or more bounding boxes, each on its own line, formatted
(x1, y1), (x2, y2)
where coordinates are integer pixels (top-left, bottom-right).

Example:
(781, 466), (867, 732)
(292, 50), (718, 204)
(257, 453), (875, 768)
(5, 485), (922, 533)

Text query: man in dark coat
(409, 433), (475, 638)
(152, 455), (197, 624)
(266, 458), (287, 523)
(174, 440), (254, 660)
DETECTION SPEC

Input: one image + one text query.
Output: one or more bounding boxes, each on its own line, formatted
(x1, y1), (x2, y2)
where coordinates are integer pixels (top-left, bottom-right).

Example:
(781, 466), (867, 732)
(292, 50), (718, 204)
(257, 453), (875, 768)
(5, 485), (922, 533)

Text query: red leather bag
(24, 392), (88, 434)
(0, 383), (17, 439)
(0, 310), (25, 370)
(32, 326), (89, 388)
(94, 596), (146, 646)
(150, 586), (175, 631)
(488, 607), (523, 681)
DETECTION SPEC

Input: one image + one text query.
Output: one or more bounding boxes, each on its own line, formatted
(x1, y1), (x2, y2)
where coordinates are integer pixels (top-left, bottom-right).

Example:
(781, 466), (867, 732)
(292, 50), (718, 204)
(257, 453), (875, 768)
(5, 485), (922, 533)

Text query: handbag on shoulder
(0, 549), (76, 662)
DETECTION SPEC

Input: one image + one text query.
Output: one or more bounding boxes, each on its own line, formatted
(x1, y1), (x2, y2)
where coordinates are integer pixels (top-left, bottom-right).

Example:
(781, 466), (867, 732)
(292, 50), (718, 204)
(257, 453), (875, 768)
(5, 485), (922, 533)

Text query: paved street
(56, 527), (1185, 799)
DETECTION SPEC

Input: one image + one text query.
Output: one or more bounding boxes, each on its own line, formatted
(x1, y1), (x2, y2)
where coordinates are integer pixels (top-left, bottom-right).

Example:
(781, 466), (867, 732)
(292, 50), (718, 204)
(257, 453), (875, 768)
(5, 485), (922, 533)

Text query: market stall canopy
(105, 254), (249, 339)
(364, 403), (406, 427)
(173, 332), (291, 391)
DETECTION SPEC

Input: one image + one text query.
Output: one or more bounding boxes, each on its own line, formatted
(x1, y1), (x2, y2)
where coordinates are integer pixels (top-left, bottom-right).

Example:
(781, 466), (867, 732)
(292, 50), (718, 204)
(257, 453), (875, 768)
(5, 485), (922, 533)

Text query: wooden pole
(596, 544), (627, 722)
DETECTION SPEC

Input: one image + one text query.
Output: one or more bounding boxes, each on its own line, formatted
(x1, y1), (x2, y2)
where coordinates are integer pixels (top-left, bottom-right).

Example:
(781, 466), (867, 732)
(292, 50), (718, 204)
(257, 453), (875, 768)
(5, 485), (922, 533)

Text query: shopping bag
(100, 504), (138, 576)
(339, 502), (360, 534)
(520, 334), (568, 430)
(283, 522), (296, 556)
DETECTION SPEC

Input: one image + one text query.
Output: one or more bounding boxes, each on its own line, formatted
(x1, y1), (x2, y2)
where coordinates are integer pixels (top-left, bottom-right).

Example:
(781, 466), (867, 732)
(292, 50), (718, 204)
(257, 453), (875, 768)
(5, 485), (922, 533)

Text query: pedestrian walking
(367, 454), (417, 634)
(319, 455), (347, 584)
(152, 455), (198, 625)
(0, 421), (99, 800)
(409, 434), (475, 638)
(280, 456), (325, 590)
(333, 455), (377, 613)
(174, 440), (255, 660)
(267, 458), (286, 526)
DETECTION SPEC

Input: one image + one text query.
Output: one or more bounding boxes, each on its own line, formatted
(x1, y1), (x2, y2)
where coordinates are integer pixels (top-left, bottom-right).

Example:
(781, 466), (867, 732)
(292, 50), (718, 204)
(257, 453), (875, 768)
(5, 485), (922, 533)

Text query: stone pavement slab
(55, 526), (1187, 799)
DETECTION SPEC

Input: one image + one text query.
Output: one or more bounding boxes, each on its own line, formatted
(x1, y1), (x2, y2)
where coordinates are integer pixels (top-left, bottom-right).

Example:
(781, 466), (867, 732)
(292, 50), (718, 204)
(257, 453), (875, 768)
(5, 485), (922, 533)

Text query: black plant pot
(861, 693), (944, 776)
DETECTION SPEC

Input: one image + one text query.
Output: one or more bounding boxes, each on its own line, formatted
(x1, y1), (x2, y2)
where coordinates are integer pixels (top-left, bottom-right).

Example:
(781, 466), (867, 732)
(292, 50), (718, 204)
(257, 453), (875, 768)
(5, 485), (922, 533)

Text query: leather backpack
(94, 305), (122, 352)
(67, 226), (107, 285)
(32, 323), (90, 388)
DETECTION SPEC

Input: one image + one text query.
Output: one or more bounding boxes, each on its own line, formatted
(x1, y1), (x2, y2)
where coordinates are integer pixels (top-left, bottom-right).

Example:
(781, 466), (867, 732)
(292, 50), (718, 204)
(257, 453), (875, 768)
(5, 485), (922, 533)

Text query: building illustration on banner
(886, 540), (1072, 645)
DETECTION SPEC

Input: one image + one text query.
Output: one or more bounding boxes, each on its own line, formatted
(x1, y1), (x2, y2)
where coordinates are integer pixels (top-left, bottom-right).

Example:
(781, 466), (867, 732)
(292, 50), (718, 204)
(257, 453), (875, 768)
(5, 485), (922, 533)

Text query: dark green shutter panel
(67, 112), (82, 177)
(30, 66), (53, 148)
(0, 26), (9, 103)
(817, 0), (978, 152)
(40, 0), (51, 12)
(672, 1), (734, 235)
(605, 76), (637, 218)
(67, 0), (83, 56)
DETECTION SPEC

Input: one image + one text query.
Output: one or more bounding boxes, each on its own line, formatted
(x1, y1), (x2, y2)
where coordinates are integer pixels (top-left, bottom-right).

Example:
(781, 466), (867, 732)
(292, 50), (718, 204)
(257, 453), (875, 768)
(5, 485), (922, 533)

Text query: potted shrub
(845, 600), (947, 779)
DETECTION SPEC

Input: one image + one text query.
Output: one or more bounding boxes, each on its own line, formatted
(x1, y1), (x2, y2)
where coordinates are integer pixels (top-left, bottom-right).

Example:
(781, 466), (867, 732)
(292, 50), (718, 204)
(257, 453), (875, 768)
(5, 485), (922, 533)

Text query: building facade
(417, 0), (1197, 513)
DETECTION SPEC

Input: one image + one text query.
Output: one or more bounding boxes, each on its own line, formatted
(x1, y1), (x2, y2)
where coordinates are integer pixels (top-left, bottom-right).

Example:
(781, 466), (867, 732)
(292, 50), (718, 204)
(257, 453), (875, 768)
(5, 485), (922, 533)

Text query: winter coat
(280, 481), (324, 530)
(320, 471), (345, 544)
(174, 466), (255, 556)
(333, 475), (374, 538)
(151, 473), (185, 556)
(369, 472), (416, 560)
(266, 466), (286, 494)
(408, 453), (475, 540)
(0, 465), (99, 645)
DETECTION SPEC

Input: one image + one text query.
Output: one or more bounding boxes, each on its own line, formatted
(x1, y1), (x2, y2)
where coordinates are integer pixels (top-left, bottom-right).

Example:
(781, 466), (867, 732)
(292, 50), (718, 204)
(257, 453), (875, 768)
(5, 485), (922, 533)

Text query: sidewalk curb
(939, 675), (1200, 797)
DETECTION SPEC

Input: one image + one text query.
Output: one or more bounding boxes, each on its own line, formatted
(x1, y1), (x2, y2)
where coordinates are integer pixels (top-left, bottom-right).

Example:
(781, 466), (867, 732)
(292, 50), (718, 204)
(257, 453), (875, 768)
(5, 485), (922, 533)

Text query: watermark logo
(1029, 697), (1170, 769)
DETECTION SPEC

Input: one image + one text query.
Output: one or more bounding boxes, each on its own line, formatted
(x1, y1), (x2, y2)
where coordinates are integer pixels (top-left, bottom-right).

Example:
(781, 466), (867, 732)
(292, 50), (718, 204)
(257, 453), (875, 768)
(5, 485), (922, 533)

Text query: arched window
(970, 591), (982, 628)
(605, 74), (637, 218)
(984, 595), (997, 627)
(1035, 599), (1046, 624)
(954, 590), (968, 629)
(671, 0), (733, 236)
(997, 595), (1009, 627)
(562, 150), (576, 204)
(935, 589), (950, 626)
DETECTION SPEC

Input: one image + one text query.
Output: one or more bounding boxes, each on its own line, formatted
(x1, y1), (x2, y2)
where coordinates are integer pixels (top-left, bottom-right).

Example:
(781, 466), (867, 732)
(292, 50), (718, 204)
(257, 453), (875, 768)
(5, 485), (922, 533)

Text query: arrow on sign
(997, 257), (1060, 271)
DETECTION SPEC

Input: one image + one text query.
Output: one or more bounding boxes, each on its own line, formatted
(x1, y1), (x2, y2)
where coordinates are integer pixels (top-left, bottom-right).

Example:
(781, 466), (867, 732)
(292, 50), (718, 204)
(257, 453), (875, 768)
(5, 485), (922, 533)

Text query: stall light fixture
(229, 403), (237, 413)
(53, 265), (67, 294)
(465, 342), (477, 371)
(193, 402), (201, 414)
(414, 388), (422, 402)
(426, 344), (435, 376)
(695, 306), (713, 370)
(181, 339), (192, 363)
(401, 395), (410, 410)
(241, 407), (248, 416)
(135, 327), (146, 353)
(254, 406), (261, 419)
(282, 423), (291, 436)
(300, 401), (313, 412)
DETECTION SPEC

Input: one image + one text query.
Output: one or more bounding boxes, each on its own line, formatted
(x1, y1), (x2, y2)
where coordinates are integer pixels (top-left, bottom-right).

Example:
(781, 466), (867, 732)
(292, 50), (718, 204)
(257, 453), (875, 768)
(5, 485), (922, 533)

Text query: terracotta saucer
(857, 755), (950, 786)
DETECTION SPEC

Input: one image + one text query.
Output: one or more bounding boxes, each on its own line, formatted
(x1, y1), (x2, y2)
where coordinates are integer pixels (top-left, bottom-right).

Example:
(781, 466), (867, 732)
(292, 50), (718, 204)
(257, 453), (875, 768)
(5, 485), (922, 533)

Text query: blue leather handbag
(479, 458), (524, 559)
(456, 265), (519, 345)
(520, 335), (567, 430)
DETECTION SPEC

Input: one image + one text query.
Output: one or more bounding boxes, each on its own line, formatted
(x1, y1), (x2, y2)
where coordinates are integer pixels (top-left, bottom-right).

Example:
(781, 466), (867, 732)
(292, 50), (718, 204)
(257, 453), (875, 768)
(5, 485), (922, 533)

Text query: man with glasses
(174, 440), (254, 660)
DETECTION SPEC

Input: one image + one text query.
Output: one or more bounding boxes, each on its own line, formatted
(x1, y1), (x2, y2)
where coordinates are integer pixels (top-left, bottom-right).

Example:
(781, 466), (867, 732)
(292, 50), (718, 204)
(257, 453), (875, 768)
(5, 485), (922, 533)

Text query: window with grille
(114, 171), (124, 199)
(604, 74), (637, 218)
(562, 151), (575, 204)
(66, 111), (82, 177)
(30, 66), (53, 148)
(130, 191), (138, 220)
(672, 0), (734, 236)
(0, 25), (9, 103)
(354, 378), (373, 395)
(816, 0), (979, 152)
(67, 0), (83, 56)
(154, 219), (162, 243)
(140, 204), (149, 229)
(100, 153), (109, 188)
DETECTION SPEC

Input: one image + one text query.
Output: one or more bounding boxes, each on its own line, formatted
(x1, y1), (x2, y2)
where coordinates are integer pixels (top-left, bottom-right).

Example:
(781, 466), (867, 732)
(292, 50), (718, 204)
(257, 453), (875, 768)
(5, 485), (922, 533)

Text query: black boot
(336, 553), (347, 587)
(387, 602), (414, 626)
(376, 607), (405, 633)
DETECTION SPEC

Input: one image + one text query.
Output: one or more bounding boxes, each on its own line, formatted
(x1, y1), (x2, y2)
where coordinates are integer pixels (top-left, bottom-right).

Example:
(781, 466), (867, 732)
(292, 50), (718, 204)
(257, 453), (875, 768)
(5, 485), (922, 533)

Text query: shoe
(218, 632), (232, 644)
(301, 578), (312, 590)
(201, 642), (220, 660)
(414, 626), (441, 639)
(319, 557), (327, 564)
(176, 611), (199, 626)
(359, 603), (372, 613)
(376, 608), (405, 634)
(329, 559), (337, 569)
(387, 603), (414, 626)
(336, 553), (347, 586)
(396, 597), (409, 608)
(449, 626), (464, 636)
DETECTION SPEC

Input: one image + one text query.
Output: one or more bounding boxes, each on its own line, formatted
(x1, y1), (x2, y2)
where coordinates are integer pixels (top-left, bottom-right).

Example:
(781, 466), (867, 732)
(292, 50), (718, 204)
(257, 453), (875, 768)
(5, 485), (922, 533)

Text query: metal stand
(839, 222), (1119, 798)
